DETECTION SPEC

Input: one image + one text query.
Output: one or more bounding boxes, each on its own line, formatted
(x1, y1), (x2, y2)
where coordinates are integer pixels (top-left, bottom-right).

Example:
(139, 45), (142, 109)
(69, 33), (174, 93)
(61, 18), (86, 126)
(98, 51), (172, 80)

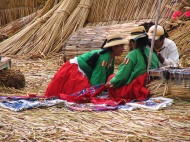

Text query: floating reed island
(0, 0), (190, 141)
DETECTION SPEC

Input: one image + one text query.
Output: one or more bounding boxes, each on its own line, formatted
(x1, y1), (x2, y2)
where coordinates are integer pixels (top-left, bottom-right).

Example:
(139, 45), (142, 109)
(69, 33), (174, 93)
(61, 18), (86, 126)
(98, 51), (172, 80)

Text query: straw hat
(103, 33), (128, 48)
(147, 25), (164, 40)
(127, 26), (147, 41)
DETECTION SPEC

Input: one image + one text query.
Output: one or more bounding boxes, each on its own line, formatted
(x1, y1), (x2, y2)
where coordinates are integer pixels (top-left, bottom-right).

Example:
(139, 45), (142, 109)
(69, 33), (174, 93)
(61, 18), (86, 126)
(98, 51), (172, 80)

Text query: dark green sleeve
(90, 59), (107, 86)
(110, 59), (134, 88)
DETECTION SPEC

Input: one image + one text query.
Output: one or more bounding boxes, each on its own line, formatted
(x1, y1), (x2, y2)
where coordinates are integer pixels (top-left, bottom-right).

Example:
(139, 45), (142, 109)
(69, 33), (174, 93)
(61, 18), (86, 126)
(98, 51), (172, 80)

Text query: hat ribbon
(107, 37), (123, 43)
(130, 31), (146, 35)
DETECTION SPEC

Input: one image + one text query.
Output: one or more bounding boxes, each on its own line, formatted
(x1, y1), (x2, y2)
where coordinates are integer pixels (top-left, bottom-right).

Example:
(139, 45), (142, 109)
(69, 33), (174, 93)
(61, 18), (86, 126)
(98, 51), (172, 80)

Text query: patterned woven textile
(0, 95), (64, 111)
(0, 94), (173, 112)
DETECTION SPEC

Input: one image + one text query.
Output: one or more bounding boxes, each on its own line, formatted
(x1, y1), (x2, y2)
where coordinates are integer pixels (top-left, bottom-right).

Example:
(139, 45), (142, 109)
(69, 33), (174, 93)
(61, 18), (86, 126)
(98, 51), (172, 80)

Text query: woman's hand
(157, 52), (165, 63)
(106, 81), (113, 88)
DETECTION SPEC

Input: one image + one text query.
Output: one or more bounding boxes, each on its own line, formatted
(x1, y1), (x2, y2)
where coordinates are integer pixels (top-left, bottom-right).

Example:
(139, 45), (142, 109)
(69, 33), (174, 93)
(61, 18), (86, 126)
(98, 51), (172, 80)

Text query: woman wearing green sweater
(45, 33), (128, 98)
(106, 26), (159, 104)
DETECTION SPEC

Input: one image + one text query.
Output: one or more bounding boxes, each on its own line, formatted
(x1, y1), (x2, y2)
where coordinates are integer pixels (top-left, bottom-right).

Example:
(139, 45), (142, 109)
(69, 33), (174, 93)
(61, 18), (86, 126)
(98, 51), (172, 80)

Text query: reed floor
(0, 54), (189, 142)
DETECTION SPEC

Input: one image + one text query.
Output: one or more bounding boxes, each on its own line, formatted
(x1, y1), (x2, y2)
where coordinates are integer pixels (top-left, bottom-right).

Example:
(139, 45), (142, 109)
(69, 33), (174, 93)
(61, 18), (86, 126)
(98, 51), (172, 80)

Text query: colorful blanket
(65, 97), (173, 111)
(0, 95), (173, 112)
(0, 95), (64, 111)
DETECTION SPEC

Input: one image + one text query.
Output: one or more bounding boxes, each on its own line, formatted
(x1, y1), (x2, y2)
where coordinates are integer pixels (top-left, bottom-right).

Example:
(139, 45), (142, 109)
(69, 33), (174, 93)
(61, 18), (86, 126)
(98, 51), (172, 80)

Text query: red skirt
(45, 61), (91, 97)
(58, 72), (150, 106)
(107, 72), (150, 104)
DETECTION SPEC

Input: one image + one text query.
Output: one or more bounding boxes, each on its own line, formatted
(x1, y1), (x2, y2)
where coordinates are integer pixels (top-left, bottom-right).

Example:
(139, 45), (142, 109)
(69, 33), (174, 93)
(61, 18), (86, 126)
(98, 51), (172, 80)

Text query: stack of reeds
(167, 78), (190, 99)
(0, 0), (185, 57)
(0, 0), (60, 42)
(48, 0), (93, 54)
(0, 0), (93, 56)
(87, 0), (172, 27)
(147, 67), (190, 100)
(33, 0), (60, 21)
(0, 1), (62, 55)
(0, 0), (39, 26)
(147, 79), (168, 97)
(168, 21), (190, 57)
(0, 11), (39, 41)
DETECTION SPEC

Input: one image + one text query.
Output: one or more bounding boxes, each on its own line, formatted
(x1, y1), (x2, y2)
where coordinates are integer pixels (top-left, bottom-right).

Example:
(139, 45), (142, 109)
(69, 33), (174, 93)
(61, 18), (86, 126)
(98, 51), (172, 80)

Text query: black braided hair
(135, 35), (150, 68)
(99, 47), (112, 54)
(99, 39), (111, 54)
(100, 39), (107, 49)
(86, 39), (111, 68)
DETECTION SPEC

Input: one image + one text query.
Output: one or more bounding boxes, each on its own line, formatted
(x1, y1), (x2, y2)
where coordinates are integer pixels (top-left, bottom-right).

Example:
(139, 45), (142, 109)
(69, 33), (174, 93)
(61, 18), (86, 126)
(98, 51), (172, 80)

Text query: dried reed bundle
(146, 79), (166, 97)
(168, 21), (190, 57)
(0, 0), (39, 27)
(147, 72), (190, 100)
(0, 0), (177, 57)
(16, 0), (80, 55)
(169, 85), (190, 99)
(33, 0), (59, 21)
(50, 0), (93, 54)
(87, 0), (172, 24)
(0, 7), (38, 26)
(0, 1), (62, 55)
(16, 0), (92, 55)
(0, 10), (39, 41)
(0, 0), (37, 9)
(167, 78), (190, 99)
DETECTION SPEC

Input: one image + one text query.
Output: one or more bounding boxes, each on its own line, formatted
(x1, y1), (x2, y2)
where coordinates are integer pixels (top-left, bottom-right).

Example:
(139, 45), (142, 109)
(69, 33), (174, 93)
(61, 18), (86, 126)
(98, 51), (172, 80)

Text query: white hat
(127, 26), (147, 41)
(147, 25), (165, 40)
(103, 33), (128, 48)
